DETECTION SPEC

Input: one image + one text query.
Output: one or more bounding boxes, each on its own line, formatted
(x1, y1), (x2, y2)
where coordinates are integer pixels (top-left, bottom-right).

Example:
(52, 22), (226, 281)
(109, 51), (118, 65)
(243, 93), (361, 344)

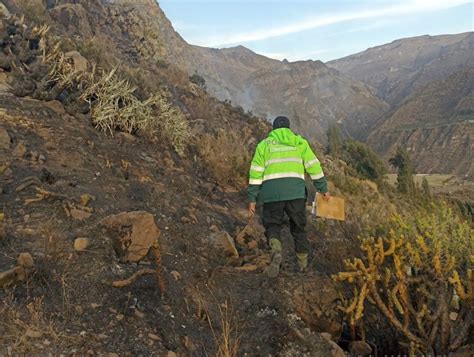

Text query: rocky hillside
(1, 2), (473, 356)
(367, 68), (474, 178)
(328, 32), (474, 106)
(0, 5), (405, 355)
(17, 0), (388, 142)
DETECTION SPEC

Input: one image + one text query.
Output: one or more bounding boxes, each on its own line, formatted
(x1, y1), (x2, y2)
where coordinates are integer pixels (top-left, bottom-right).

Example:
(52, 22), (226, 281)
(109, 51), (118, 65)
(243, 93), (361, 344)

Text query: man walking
(248, 116), (329, 277)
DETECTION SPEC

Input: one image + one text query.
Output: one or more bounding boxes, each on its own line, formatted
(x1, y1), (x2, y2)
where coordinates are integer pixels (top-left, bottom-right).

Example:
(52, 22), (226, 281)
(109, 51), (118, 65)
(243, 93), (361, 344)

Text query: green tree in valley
(342, 140), (387, 181)
(326, 124), (342, 158)
(421, 177), (431, 199)
(389, 147), (416, 194)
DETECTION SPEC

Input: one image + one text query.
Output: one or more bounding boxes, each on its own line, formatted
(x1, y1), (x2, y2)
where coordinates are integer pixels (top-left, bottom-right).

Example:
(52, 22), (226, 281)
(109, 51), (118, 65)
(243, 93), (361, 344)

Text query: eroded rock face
(48, 3), (92, 37)
(100, 211), (160, 262)
(0, 127), (10, 149)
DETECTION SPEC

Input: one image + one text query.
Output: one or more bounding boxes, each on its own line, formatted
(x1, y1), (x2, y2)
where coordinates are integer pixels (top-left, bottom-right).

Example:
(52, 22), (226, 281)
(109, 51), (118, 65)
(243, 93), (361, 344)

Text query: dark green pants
(262, 198), (308, 254)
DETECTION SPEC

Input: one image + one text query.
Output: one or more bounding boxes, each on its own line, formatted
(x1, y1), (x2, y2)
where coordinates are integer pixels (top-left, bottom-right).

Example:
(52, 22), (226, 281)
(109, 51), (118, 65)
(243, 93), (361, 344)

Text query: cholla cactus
(334, 206), (473, 355)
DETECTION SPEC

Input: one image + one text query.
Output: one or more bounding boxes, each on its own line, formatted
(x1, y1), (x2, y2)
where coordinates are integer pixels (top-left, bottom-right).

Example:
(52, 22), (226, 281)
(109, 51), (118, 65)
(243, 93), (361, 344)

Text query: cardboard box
(314, 194), (345, 221)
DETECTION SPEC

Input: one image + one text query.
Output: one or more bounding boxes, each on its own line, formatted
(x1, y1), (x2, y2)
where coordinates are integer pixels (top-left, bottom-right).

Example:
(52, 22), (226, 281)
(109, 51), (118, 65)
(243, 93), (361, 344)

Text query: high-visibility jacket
(248, 128), (327, 203)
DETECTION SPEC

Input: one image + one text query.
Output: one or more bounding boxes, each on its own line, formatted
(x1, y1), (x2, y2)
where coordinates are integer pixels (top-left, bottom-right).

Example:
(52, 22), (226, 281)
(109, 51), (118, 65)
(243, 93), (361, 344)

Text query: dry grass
(205, 300), (240, 357)
(80, 67), (160, 135)
(0, 294), (66, 353)
(197, 129), (252, 188)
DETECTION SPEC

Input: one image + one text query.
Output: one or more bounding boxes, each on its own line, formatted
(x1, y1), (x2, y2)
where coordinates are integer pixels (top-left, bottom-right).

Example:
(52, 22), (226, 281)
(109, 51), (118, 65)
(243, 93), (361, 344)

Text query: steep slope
(177, 45), (389, 142)
(328, 32), (474, 105)
(16, 0), (388, 142)
(367, 68), (474, 178)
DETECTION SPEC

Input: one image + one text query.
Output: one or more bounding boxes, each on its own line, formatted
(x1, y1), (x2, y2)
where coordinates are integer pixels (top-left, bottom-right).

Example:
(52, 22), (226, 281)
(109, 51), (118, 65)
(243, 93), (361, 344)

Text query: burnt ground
(0, 94), (349, 356)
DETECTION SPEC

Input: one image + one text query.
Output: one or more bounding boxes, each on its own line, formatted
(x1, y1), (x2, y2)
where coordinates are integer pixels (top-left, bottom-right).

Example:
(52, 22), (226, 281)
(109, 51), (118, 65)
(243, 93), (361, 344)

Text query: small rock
(38, 154), (46, 163)
(75, 305), (83, 315)
(181, 216), (191, 224)
(349, 340), (372, 356)
(97, 334), (108, 340)
(116, 314), (124, 321)
(70, 209), (92, 221)
(45, 100), (66, 115)
(90, 303), (101, 309)
(320, 332), (332, 341)
(134, 309), (145, 319)
(25, 328), (43, 339)
(170, 270), (181, 280)
(74, 238), (89, 251)
(12, 141), (26, 157)
(0, 127), (10, 150)
(148, 333), (161, 341)
(166, 352), (177, 357)
(209, 224), (219, 232)
(30, 151), (39, 161)
(17, 252), (34, 268)
(449, 311), (458, 321)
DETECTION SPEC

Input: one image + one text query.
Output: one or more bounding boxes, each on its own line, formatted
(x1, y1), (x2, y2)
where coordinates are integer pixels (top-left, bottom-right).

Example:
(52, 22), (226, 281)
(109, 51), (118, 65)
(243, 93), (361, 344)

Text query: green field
(385, 174), (457, 188)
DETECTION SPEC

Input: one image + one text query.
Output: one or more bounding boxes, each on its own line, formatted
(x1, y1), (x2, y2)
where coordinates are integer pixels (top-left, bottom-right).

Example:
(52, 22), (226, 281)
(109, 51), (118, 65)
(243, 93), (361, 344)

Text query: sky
(159, 0), (473, 62)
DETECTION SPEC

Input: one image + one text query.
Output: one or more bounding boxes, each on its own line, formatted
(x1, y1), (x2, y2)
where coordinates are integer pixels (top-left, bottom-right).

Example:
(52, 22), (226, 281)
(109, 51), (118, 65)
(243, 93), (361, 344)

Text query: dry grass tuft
(0, 294), (65, 353)
(206, 300), (240, 357)
(197, 128), (252, 188)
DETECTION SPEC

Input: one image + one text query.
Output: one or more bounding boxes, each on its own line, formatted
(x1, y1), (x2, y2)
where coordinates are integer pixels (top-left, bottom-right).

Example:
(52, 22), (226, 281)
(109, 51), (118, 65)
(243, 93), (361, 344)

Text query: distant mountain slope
(328, 33), (474, 105)
(11, 0), (387, 142)
(367, 68), (474, 178)
(171, 42), (389, 142)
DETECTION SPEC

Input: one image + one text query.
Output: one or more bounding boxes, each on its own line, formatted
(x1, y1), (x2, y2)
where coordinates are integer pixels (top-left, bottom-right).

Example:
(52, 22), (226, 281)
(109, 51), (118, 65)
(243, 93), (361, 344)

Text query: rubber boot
(266, 238), (282, 278)
(296, 252), (308, 273)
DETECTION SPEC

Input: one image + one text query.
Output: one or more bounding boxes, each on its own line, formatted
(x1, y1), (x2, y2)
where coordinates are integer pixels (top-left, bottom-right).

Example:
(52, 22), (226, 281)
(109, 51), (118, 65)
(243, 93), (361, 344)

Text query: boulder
(349, 340), (372, 356)
(0, 127), (10, 150)
(45, 100), (66, 115)
(64, 51), (88, 73)
(210, 231), (238, 257)
(100, 211), (160, 262)
(49, 4), (92, 37)
(281, 273), (342, 339)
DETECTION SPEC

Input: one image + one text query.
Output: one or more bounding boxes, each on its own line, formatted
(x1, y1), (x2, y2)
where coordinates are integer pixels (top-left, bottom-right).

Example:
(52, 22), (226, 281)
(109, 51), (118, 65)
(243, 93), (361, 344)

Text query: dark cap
(273, 116), (290, 129)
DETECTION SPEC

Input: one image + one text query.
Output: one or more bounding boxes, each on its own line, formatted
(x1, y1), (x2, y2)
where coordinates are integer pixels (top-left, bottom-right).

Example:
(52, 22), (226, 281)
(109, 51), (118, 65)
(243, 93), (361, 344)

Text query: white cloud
(193, 0), (472, 47)
(256, 48), (329, 62)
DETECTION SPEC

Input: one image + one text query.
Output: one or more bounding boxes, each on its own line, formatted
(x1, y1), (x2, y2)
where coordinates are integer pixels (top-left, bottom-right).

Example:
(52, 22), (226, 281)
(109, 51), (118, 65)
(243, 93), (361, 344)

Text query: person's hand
(248, 202), (256, 218)
(322, 192), (331, 201)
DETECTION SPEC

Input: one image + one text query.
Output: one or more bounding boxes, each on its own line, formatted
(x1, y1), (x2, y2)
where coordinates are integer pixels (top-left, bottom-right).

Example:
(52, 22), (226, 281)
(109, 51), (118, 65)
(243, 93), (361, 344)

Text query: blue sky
(159, 0), (473, 62)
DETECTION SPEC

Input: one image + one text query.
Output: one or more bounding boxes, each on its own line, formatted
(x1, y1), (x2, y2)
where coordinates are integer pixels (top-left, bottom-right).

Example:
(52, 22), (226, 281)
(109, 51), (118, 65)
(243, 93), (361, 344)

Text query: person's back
(248, 116), (329, 277)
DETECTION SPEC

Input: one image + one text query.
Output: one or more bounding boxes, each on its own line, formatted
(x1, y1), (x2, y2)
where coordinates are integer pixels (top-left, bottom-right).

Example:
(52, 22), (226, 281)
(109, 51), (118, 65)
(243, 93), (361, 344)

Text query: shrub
(334, 203), (473, 355)
(80, 68), (190, 155)
(197, 129), (252, 188)
(80, 67), (160, 135)
(189, 73), (206, 89)
(342, 140), (387, 181)
(389, 147), (416, 195)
